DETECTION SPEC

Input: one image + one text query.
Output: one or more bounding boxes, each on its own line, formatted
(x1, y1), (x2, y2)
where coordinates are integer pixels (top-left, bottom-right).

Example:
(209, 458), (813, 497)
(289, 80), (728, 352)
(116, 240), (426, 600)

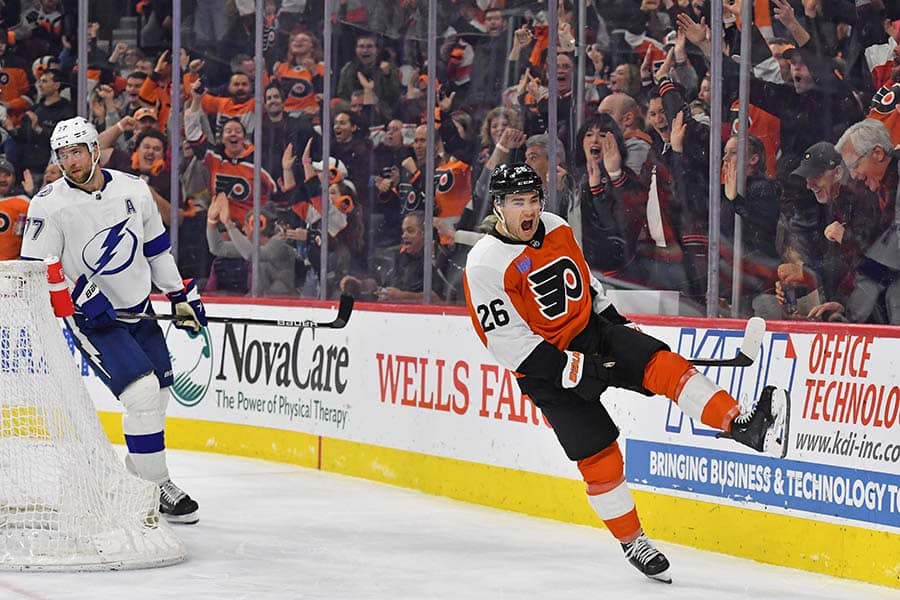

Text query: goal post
(0, 260), (186, 571)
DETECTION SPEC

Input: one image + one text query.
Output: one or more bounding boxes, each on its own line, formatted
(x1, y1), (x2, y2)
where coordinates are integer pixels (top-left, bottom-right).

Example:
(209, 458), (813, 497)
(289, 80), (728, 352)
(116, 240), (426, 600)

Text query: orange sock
(643, 351), (740, 432)
(578, 442), (641, 542)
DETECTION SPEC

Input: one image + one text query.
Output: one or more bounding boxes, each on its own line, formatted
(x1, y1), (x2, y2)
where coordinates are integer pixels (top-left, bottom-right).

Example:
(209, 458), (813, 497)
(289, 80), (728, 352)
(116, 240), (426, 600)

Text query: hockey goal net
(0, 260), (186, 570)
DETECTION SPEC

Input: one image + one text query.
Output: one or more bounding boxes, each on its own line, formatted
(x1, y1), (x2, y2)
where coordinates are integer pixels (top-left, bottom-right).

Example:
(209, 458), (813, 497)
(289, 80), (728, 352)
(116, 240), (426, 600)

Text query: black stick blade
(324, 294), (354, 328)
(690, 352), (754, 367)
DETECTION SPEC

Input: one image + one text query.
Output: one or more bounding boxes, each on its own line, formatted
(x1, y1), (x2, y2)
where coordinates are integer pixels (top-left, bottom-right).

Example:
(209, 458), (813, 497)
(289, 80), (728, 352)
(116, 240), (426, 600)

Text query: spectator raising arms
(185, 82), (276, 227)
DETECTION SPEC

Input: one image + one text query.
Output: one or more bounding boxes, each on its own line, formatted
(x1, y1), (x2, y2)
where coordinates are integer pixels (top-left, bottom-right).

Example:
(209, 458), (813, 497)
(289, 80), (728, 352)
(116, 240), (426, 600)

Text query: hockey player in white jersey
(20, 116), (205, 524)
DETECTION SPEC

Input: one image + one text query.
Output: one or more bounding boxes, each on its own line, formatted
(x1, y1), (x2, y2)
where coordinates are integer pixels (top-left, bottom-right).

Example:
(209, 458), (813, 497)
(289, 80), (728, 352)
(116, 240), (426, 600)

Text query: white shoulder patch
(36, 185), (52, 197)
(541, 212), (568, 232)
(466, 234), (518, 274)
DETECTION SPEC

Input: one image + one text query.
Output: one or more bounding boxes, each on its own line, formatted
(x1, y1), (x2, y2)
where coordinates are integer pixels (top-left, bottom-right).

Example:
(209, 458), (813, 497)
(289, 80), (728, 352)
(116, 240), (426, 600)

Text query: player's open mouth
(521, 219), (534, 232)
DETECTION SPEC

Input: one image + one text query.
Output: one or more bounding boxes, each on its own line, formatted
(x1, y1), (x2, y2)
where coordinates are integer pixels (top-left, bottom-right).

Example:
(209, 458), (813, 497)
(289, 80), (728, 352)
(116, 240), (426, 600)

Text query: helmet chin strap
(492, 201), (511, 234)
(493, 202), (526, 242)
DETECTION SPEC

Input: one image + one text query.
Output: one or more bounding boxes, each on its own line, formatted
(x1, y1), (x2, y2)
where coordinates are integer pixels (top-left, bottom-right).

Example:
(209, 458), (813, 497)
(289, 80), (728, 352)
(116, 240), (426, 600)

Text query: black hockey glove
(561, 350), (614, 402)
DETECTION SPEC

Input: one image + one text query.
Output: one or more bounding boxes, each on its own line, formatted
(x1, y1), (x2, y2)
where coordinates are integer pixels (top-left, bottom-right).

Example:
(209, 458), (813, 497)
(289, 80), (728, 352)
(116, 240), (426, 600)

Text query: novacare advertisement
(73, 302), (900, 534)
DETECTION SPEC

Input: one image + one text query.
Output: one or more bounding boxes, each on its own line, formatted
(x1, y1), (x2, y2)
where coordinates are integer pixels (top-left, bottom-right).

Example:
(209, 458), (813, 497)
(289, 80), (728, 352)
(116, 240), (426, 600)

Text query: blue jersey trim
(19, 256), (42, 261)
(120, 297), (151, 317)
(124, 431), (165, 454)
(143, 231), (171, 257)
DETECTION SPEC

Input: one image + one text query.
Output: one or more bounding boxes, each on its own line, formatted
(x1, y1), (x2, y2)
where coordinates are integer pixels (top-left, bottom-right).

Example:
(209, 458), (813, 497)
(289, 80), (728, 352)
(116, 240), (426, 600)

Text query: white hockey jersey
(20, 169), (183, 310)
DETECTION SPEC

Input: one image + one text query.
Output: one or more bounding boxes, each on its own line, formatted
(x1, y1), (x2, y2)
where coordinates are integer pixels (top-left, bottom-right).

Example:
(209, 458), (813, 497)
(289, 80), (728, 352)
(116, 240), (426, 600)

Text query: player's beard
(66, 166), (91, 185)
(65, 158), (100, 188)
(499, 214), (537, 242)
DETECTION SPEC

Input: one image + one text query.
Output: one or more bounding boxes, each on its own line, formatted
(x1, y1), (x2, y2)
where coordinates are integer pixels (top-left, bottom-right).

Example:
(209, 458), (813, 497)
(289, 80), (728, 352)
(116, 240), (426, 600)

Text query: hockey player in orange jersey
(463, 163), (790, 583)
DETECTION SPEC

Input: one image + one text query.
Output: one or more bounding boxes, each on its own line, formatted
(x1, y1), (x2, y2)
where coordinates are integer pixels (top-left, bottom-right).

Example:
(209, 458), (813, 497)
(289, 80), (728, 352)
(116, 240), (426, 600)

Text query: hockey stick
(688, 317), (765, 367)
(115, 293), (354, 329)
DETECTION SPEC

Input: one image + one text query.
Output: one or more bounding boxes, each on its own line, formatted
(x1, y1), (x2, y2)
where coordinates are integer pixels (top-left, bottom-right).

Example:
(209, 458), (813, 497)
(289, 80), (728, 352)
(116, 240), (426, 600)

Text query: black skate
(159, 480), (199, 525)
(719, 385), (790, 458)
(621, 532), (671, 583)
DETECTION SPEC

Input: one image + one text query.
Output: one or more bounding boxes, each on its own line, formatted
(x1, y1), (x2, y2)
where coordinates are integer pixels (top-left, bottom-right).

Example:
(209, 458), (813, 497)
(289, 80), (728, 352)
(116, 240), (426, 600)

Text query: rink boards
(75, 299), (900, 589)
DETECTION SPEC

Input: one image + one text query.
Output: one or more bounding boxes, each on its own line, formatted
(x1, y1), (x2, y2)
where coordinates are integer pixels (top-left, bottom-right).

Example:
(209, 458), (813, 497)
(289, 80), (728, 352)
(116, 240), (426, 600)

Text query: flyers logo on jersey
(527, 257), (583, 319)
(289, 79), (314, 99)
(435, 169), (455, 193)
(872, 83), (900, 115)
(399, 182), (423, 212)
(216, 174), (251, 201)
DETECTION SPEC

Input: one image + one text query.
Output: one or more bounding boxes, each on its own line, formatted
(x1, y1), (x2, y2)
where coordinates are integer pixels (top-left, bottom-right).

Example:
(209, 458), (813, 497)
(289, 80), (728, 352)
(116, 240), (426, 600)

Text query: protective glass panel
(56, 0), (897, 325)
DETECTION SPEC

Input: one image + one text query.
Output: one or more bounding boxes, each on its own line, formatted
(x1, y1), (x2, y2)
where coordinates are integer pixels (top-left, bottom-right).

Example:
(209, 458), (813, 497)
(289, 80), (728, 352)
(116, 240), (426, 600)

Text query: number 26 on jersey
(476, 299), (509, 332)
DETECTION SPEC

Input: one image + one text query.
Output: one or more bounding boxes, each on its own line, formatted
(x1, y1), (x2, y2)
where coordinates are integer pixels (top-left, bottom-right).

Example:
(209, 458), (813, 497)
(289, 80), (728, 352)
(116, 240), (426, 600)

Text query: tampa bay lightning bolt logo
(82, 217), (139, 276)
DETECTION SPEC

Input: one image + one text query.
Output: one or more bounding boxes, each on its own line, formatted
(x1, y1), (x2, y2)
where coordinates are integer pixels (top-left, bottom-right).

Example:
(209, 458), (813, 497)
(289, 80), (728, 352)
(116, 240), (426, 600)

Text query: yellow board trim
(99, 412), (900, 589)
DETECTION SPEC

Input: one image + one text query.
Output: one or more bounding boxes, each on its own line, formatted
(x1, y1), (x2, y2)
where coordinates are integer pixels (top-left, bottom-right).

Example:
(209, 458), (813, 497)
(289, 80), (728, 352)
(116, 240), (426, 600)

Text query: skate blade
(646, 568), (672, 584)
(162, 511), (199, 525)
(764, 388), (790, 459)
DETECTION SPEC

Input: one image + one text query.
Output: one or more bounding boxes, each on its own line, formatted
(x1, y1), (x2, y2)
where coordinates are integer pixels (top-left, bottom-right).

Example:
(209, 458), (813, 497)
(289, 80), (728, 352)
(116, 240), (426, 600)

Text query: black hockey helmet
(488, 163), (544, 207)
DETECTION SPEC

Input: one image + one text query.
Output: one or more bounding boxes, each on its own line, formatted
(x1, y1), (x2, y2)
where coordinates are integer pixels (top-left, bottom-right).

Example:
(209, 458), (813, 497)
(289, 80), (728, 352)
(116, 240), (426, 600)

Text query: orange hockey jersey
(870, 82), (900, 146)
(200, 92), (256, 139)
(864, 37), (898, 90)
(0, 58), (32, 122)
(464, 212), (613, 373)
(193, 138), (276, 225)
(729, 101), (781, 178)
(273, 61), (323, 116)
(139, 72), (194, 132)
(0, 195), (29, 259)
(434, 158), (473, 219)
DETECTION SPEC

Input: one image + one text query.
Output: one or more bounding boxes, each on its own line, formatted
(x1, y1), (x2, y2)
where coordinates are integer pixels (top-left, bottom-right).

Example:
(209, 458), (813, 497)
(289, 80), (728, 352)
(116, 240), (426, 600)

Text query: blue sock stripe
(124, 431), (165, 454)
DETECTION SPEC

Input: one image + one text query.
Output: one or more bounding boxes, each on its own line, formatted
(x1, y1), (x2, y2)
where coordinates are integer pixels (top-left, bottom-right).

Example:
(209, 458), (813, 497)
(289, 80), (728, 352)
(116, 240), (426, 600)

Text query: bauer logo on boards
(165, 324), (213, 407)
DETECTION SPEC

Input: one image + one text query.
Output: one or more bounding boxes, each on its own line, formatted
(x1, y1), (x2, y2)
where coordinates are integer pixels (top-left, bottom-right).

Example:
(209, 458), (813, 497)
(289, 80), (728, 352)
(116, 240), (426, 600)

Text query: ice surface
(0, 449), (893, 600)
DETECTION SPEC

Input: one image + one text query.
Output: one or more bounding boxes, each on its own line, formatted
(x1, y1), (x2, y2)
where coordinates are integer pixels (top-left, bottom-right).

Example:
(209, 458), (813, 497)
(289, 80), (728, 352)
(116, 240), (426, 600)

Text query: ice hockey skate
(720, 386), (790, 458)
(159, 480), (199, 525)
(621, 532), (671, 583)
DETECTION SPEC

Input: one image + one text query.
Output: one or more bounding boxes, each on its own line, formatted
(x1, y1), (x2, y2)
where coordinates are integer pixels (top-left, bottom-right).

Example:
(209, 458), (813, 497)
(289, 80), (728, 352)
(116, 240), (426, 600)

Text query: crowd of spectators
(0, 0), (899, 324)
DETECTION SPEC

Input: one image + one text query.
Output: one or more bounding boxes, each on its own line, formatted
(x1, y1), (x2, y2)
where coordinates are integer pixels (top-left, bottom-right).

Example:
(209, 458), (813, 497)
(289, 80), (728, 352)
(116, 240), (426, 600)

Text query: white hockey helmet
(50, 116), (99, 157)
(50, 116), (101, 184)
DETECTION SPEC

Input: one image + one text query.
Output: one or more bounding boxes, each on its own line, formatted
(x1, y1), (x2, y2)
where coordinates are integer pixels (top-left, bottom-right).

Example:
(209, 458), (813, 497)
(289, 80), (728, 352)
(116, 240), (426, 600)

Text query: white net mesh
(0, 261), (186, 571)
